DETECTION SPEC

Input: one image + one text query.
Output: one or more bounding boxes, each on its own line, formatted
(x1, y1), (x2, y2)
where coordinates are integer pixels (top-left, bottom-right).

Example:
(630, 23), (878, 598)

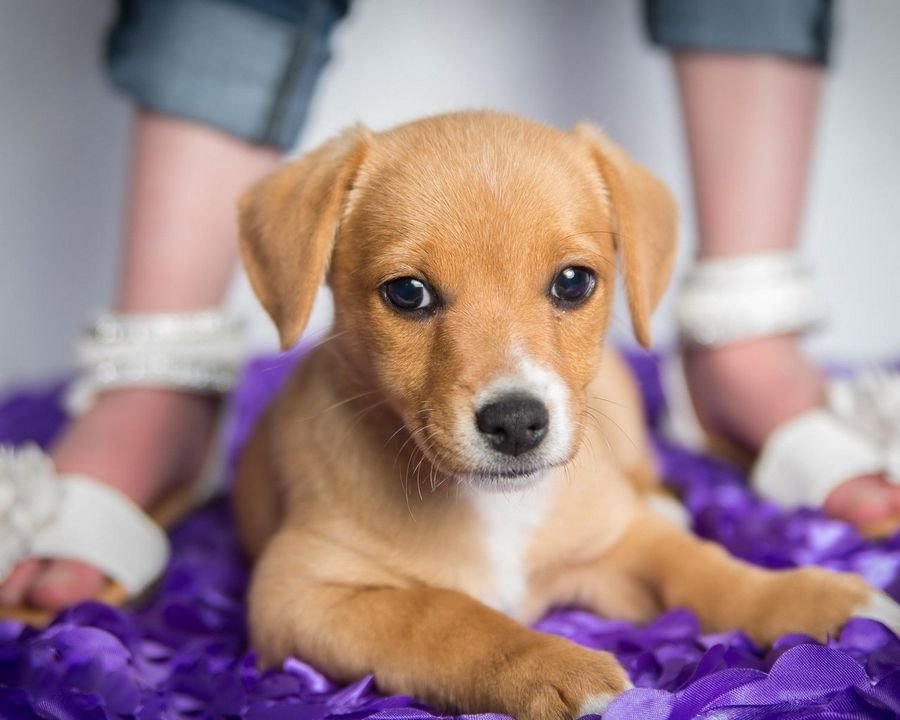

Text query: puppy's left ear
(572, 123), (678, 348)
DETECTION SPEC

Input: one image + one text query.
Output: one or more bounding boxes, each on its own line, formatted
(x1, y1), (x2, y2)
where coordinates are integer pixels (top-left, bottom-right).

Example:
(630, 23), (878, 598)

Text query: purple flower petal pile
(1, 351), (898, 719)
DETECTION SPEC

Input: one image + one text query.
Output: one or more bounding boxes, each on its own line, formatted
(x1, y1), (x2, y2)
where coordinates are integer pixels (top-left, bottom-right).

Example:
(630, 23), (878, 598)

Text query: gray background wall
(2, 0), (899, 389)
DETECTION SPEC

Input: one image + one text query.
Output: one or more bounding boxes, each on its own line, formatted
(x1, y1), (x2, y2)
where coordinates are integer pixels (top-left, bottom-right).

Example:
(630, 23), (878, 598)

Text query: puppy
(234, 111), (900, 719)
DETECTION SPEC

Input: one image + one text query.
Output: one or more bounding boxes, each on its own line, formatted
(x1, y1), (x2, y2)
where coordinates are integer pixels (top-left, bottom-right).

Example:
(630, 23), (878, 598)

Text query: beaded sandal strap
(675, 252), (825, 346)
(64, 310), (245, 415)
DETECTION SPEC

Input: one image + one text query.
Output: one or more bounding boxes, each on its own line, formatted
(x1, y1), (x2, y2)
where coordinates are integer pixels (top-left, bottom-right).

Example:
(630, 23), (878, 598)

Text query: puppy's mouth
(459, 465), (551, 493)
(474, 465), (546, 479)
(402, 418), (556, 488)
(467, 463), (548, 482)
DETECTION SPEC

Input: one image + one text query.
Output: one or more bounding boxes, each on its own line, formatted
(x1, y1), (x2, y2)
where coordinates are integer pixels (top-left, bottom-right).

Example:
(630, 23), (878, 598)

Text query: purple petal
(710, 645), (869, 706)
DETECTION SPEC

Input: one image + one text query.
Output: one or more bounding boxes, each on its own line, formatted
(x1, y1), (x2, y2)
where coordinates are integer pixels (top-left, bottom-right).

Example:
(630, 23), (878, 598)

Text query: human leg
(644, 0), (900, 527)
(0, 0), (350, 611)
(674, 52), (826, 450)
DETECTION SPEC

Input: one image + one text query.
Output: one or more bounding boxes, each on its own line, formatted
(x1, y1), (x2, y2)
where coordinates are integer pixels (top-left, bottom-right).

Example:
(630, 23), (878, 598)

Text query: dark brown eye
(382, 277), (435, 312)
(550, 267), (596, 307)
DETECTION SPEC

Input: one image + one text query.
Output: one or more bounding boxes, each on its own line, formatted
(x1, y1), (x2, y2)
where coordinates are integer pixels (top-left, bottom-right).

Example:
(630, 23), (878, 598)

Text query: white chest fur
(468, 476), (558, 618)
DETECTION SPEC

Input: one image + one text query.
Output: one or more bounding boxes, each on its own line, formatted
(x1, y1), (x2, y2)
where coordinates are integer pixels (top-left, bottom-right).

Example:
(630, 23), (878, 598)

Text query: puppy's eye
(550, 267), (596, 307)
(382, 277), (435, 312)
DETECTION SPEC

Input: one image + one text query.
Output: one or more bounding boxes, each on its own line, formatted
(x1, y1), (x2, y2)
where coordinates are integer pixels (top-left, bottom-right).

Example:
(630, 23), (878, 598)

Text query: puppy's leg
(249, 530), (631, 720)
(233, 414), (281, 558)
(599, 513), (900, 646)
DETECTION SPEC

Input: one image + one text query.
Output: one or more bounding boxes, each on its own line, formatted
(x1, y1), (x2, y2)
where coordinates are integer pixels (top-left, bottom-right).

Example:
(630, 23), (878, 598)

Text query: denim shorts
(106, 0), (833, 151)
(106, 0), (350, 150)
(643, 0), (834, 65)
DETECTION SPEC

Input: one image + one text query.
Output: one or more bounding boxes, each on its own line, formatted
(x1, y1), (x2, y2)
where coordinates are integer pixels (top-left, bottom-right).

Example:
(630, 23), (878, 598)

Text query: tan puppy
(234, 111), (900, 719)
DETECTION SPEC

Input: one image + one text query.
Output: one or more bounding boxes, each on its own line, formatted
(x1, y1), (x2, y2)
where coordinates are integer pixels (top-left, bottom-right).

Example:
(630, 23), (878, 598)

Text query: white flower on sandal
(0, 444), (61, 579)
(828, 370), (900, 483)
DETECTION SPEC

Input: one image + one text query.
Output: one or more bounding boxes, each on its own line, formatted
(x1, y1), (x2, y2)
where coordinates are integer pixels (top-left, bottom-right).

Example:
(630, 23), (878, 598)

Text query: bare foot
(0, 388), (217, 611)
(684, 335), (900, 529)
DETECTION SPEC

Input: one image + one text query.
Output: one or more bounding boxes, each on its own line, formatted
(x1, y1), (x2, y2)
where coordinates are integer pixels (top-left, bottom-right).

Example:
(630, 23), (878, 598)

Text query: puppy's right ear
(238, 126), (370, 349)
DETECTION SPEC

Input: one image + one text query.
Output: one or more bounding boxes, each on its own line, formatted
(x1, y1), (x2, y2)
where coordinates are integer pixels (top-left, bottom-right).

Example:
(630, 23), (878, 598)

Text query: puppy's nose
(476, 395), (549, 456)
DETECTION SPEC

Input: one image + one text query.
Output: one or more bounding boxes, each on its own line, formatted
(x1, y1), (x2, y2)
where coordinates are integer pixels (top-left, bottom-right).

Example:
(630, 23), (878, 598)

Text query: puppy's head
(240, 112), (676, 490)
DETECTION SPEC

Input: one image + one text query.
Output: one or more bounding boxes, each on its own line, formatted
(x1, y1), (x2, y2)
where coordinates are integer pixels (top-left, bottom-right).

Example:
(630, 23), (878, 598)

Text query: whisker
(401, 465), (415, 522)
(306, 328), (350, 351)
(335, 399), (389, 447)
(394, 423), (435, 468)
(384, 422), (408, 447)
(412, 442), (431, 494)
(401, 425), (436, 503)
(574, 416), (605, 462)
(414, 452), (424, 501)
(588, 394), (625, 408)
(428, 438), (454, 494)
(296, 389), (380, 422)
(585, 405), (636, 449)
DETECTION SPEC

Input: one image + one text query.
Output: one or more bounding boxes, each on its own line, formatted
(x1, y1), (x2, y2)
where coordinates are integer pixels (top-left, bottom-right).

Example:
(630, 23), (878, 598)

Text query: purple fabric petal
(1, 351), (899, 719)
(602, 688), (675, 720)
(711, 645), (868, 705)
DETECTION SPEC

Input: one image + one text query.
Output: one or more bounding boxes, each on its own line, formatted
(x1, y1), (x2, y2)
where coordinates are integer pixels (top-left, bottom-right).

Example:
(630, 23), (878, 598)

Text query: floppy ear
(571, 123), (678, 348)
(238, 126), (370, 349)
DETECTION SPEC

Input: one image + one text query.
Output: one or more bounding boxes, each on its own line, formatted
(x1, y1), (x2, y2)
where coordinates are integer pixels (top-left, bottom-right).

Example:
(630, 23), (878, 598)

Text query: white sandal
(0, 309), (244, 624)
(663, 251), (900, 536)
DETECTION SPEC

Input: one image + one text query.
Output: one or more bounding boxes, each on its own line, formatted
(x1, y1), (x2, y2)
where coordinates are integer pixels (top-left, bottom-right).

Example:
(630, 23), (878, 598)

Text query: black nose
(476, 395), (549, 456)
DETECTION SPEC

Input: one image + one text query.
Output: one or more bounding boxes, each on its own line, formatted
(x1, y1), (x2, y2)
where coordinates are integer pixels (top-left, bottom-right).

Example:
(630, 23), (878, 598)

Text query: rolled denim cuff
(644, 0), (834, 65)
(106, 0), (349, 150)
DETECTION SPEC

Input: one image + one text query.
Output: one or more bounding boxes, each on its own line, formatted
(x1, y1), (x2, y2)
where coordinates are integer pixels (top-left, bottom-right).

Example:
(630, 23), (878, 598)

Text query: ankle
(684, 335), (825, 449)
(52, 389), (218, 505)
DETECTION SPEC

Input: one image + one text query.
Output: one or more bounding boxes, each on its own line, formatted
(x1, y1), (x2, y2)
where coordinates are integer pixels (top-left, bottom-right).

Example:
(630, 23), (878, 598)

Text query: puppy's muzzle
(475, 394), (549, 457)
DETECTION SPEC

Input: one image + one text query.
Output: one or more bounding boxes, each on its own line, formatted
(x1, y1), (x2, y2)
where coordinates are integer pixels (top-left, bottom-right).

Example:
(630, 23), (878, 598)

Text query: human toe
(824, 474), (896, 525)
(0, 559), (43, 606)
(26, 559), (105, 610)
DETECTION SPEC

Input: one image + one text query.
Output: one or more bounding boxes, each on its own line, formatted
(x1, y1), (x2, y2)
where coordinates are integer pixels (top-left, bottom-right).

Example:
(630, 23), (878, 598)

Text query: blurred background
(1, 0), (899, 387)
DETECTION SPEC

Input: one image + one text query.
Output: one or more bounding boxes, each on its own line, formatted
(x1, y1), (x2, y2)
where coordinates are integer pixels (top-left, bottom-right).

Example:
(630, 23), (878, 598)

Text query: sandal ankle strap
(675, 251), (825, 346)
(64, 310), (245, 415)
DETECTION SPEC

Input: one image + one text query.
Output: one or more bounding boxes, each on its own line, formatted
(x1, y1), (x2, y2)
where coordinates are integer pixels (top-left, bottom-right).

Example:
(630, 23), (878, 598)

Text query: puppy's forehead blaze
(343, 123), (613, 278)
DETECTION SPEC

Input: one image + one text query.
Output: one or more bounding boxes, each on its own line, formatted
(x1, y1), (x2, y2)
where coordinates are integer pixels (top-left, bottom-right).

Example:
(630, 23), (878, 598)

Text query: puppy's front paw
(505, 636), (631, 720)
(742, 567), (882, 645)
